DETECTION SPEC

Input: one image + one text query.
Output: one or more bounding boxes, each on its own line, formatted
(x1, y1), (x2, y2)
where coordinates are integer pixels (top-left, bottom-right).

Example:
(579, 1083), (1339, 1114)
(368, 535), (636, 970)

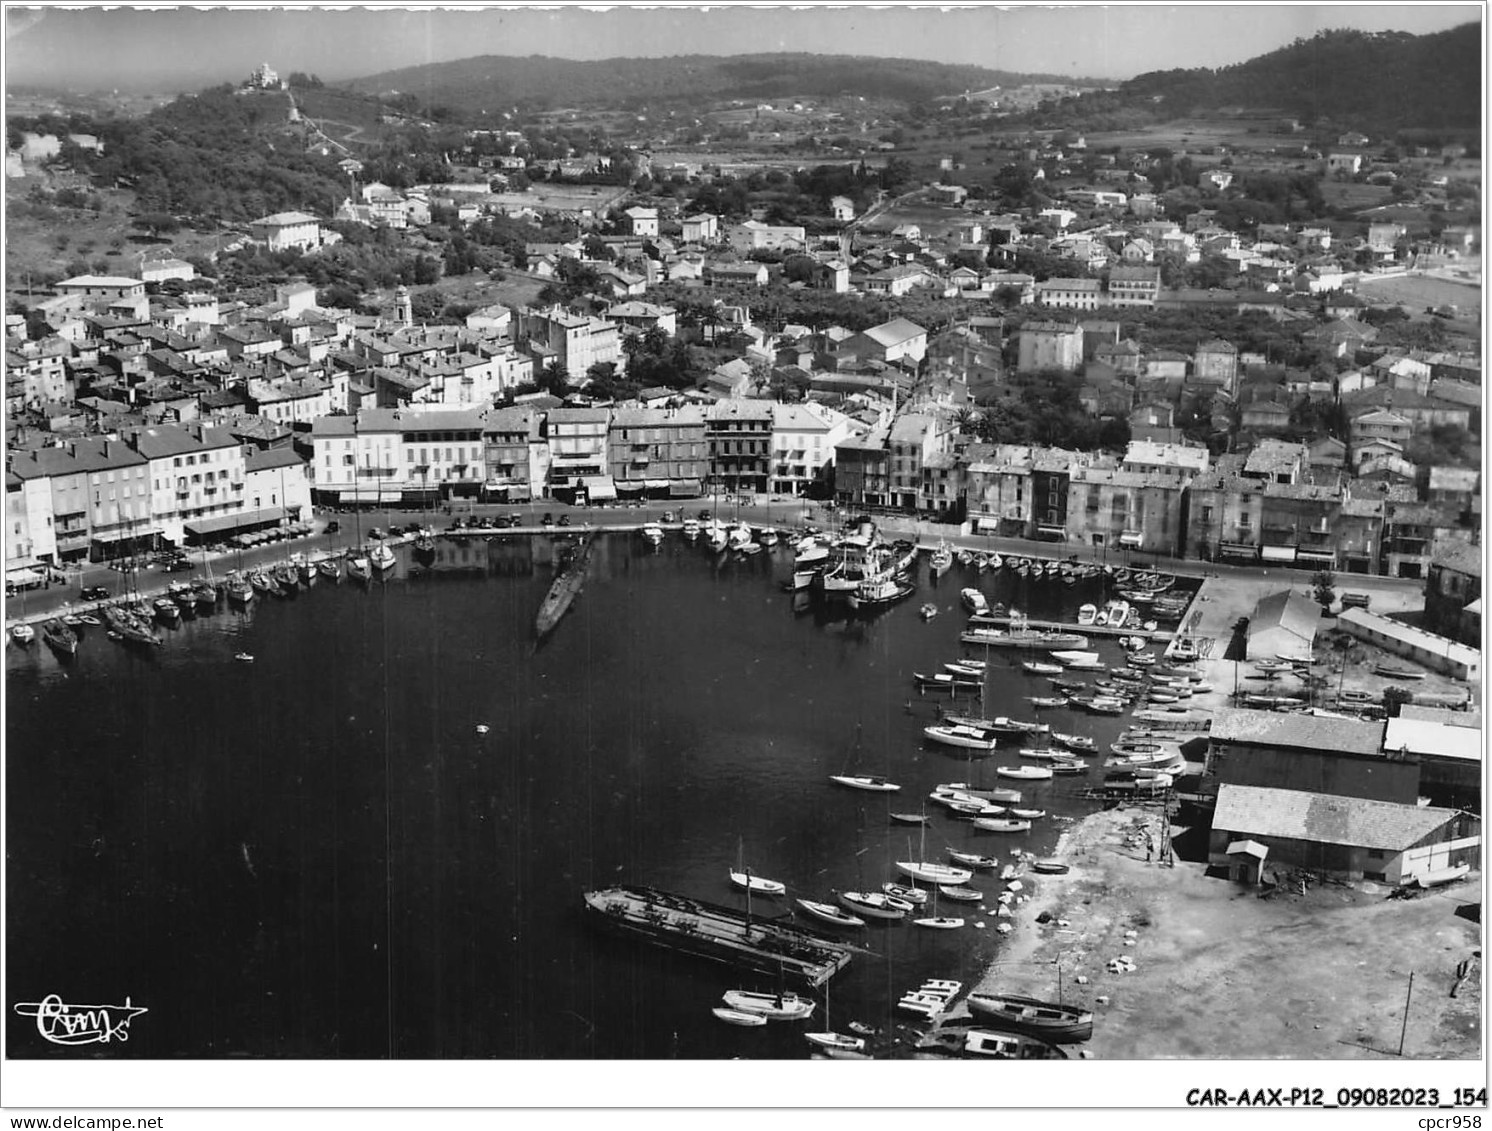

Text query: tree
(135, 211), (180, 238)
(537, 363), (570, 396)
(1311, 570), (1337, 614)
(1382, 685), (1413, 718)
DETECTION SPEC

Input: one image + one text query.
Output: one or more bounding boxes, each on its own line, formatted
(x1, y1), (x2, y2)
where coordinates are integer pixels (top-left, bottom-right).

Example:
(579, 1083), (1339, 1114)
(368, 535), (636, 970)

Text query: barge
(583, 885), (854, 986)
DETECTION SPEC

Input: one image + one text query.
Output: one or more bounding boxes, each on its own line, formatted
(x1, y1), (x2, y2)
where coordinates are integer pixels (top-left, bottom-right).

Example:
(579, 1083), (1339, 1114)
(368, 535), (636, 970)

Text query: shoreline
(957, 805), (1482, 1060)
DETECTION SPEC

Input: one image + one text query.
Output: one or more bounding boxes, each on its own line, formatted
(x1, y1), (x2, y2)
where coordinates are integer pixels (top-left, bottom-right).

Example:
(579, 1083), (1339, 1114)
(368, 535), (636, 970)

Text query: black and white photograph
(2, 1), (1484, 1118)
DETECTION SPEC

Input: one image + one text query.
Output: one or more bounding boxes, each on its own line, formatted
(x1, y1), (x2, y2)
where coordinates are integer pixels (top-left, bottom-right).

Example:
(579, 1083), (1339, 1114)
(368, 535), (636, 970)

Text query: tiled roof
(1211, 707), (1384, 755)
(1213, 784), (1462, 852)
(1431, 539), (1482, 579)
(1248, 591), (1320, 644)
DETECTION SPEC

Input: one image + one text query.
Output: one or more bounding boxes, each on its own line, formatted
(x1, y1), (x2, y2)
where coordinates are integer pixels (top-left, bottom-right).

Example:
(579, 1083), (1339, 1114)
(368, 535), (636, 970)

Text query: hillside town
(7, 98), (1480, 654)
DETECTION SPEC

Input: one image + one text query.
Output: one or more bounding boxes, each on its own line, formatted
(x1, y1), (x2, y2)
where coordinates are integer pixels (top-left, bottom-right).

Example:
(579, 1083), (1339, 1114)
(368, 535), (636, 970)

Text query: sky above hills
(3, 3), (1480, 92)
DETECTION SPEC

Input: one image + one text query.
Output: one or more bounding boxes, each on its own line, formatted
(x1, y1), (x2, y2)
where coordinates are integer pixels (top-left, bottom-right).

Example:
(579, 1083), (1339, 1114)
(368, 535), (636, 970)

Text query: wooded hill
(1122, 24), (1481, 133)
(341, 52), (1098, 113)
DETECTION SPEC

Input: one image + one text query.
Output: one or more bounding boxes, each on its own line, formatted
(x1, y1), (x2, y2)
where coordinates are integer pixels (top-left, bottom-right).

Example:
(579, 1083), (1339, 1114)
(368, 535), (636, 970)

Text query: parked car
(697, 508), (712, 521)
(325, 520), (340, 534)
(81, 586), (111, 601)
(368, 527), (385, 540)
(557, 514), (571, 527)
(541, 513), (555, 527)
(663, 511), (677, 523)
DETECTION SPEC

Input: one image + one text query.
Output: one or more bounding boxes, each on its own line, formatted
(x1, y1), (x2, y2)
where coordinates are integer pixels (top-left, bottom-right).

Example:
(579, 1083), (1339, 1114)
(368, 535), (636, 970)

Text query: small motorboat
(881, 882), (928, 905)
(722, 991), (816, 1022)
(1008, 808), (1046, 820)
(1048, 760), (1089, 775)
(829, 774), (900, 792)
(972, 817), (1033, 834)
(804, 1032), (866, 1053)
(1021, 661), (1064, 675)
(837, 891), (907, 921)
(1051, 732), (1095, 751)
(937, 884), (984, 903)
(713, 1007), (768, 1027)
(996, 765), (1052, 781)
(641, 523), (665, 545)
(920, 602), (939, 620)
(944, 661), (986, 677)
(1374, 664), (1426, 680)
(947, 849), (1000, 870)
(10, 623), (35, 645)
(1076, 603), (1098, 626)
(923, 724), (999, 752)
(890, 812), (930, 825)
(729, 869), (786, 897)
(914, 671), (982, 692)
(233, 652), (255, 663)
(961, 588), (991, 616)
(1031, 860), (1069, 874)
(795, 899), (866, 928)
(1025, 696), (1069, 708)
(938, 782), (1022, 804)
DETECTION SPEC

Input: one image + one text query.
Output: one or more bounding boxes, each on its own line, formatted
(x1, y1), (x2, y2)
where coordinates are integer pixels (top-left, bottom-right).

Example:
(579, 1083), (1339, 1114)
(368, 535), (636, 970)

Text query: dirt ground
(970, 808), (1482, 1060)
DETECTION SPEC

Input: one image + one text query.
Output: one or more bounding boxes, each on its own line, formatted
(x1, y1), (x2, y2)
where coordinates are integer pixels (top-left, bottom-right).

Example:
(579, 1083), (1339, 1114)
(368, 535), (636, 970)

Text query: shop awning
(1219, 542), (1257, 559)
(506, 486), (532, 502)
(1296, 549), (1337, 564)
(974, 517), (1001, 534)
(581, 476), (617, 501)
(669, 480), (702, 497)
(1037, 524), (1067, 540)
(6, 567), (44, 586)
(1119, 531), (1143, 548)
(615, 480), (646, 494)
(643, 479), (670, 490)
(185, 508), (286, 537)
(1260, 545), (1297, 563)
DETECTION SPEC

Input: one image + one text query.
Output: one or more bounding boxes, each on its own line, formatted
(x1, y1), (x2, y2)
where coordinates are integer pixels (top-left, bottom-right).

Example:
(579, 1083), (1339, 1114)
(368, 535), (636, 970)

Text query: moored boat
(895, 860), (973, 885)
(996, 765), (1052, 781)
(722, 990), (815, 1021)
(369, 542), (397, 573)
(972, 817), (1033, 833)
(837, 890), (907, 921)
(923, 724), (998, 752)
(937, 884), (984, 903)
(795, 899), (866, 928)
(804, 1031), (866, 1053)
(712, 1007), (768, 1027)
(41, 618), (78, 656)
(914, 1025), (1068, 1060)
(965, 993), (1095, 1043)
(729, 869), (786, 897)
(829, 774), (900, 792)
(961, 588), (990, 616)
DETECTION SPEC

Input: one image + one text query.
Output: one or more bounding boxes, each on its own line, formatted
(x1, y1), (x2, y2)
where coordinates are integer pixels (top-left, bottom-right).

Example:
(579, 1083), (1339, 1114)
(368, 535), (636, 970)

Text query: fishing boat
(895, 860), (973, 886)
(965, 993), (1095, 1043)
(1025, 696), (1069, 709)
(937, 884), (984, 903)
(192, 578), (220, 611)
(641, 523), (665, 545)
(996, 765), (1052, 781)
(837, 890), (907, 921)
(795, 899), (866, 928)
(249, 570), (281, 597)
(1076, 603), (1098, 626)
(972, 817), (1033, 834)
(712, 1007), (768, 1027)
(961, 588), (990, 616)
(225, 571), (254, 605)
(922, 724), (999, 752)
(928, 542), (954, 576)
(1048, 760), (1089, 775)
(722, 991), (816, 1021)
(153, 597), (181, 624)
(845, 570), (915, 610)
(40, 618), (79, 657)
(977, 716), (1051, 735)
(947, 849), (1000, 870)
(829, 774), (900, 792)
(1021, 660), (1065, 675)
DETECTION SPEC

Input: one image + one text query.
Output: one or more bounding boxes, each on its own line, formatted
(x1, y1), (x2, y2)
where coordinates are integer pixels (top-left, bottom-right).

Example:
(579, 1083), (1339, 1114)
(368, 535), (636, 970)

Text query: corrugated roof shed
(1248, 591), (1321, 646)
(1211, 707), (1385, 756)
(1213, 783), (1462, 851)
(1383, 718), (1482, 763)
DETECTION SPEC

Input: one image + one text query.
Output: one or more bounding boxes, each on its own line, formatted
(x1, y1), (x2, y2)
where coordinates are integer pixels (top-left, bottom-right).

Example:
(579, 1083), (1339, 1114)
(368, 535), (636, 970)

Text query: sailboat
(729, 839), (786, 897)
(912, 884), (965, 930)
(896, 825), (973, 886)
(828, 724), (900, 791)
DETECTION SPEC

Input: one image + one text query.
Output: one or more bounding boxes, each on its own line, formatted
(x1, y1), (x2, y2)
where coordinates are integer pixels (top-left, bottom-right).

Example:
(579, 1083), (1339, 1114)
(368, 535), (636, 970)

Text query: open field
(979, 808), (1482, 1061)
(1358, 268), (1482, 322)
(1320, 180), (1396, 210)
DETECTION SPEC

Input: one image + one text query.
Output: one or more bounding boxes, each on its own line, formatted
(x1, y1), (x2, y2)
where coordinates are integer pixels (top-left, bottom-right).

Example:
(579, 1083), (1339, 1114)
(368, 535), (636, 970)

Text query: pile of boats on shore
(9, 538), (420, 658)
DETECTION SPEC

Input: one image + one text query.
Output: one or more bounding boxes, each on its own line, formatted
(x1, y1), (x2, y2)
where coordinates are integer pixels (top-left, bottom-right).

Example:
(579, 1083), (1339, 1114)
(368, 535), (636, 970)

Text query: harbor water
(6, 534), (1178, 1058)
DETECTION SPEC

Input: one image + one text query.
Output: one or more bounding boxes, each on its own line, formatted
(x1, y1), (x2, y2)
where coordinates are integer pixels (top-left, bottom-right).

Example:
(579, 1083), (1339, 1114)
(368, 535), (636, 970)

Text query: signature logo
(13, 994), (148, 1045)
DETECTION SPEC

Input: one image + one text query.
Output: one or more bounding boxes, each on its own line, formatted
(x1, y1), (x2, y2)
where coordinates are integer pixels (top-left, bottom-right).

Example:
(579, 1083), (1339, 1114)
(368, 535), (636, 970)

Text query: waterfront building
(308, 407), (487, 506)
(1384, 714), (1481, 812)
(1424, 540), (1481, 646)
(833, 428), (891, 510)
(1209, 784), (1478, 887)
(481, 406), (543, 503)
(705, 400), (772, 495)
(887, 412), (946, 512)
(546, 406), (614, 502)
(1065, 464), (1186, 556)
(964, 443), (1036, 538)
(123, 422), (247, 549)
(1203, 709), (1409, 805)
(769, 402), (850, 497)
(606, 405), (708, 499)
(1335, 609), (1481, 684)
